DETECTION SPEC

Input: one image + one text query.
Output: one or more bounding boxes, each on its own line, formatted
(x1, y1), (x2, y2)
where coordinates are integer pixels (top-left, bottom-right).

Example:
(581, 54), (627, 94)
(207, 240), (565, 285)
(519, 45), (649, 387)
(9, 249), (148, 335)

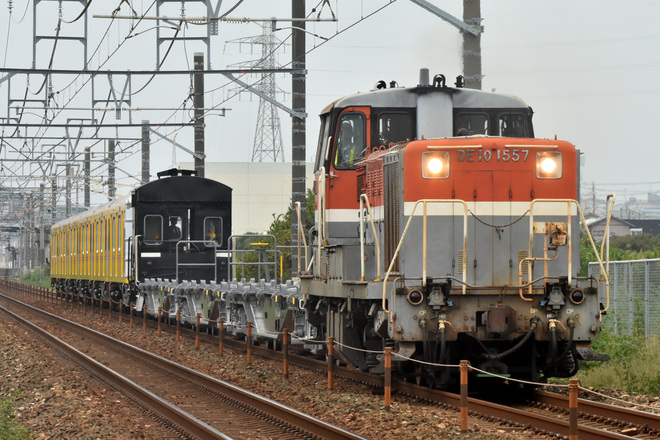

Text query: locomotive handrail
(294, 201), (309, 276)
(133, 235), (141, 285)
(382, 200), (468, 322)
(317, 166), (328, 279)
(520, 200), (576, 301)
(359, 194), (381, 282)
(600, 194), (616, 277)
(522, 199), (612, 313)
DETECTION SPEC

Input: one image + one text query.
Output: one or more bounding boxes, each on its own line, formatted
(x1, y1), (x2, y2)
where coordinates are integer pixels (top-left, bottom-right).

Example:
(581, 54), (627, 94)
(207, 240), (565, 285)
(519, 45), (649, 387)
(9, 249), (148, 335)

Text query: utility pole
(194, 53), (206, 178)
(39, 183), (45, 266)
(409, 0), (483, 89)
(108, 140), (116, 200)
(141, 121), (150, 184)
(84, 147), (91, 208)
(291, 0), (307, 275)
(51, 178), (57, 224)
(462, 0), (482, 89)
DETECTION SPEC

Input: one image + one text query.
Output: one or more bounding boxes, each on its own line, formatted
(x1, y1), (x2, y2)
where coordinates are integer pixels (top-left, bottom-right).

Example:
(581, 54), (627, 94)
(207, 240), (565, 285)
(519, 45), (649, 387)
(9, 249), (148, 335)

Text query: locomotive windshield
(377, 112), (412, 147)
(454, 110), (532, 137)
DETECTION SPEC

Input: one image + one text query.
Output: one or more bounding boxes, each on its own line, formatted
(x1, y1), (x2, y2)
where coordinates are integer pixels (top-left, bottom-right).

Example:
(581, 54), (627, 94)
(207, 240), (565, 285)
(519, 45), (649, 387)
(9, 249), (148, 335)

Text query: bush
(18, 264), (51, 289)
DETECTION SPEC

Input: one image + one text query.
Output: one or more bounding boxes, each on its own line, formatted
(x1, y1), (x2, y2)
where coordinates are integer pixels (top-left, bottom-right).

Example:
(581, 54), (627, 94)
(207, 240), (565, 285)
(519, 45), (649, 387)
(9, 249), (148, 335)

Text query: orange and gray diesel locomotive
(51, 69), (611, 387)
(301, 69), (610, 386)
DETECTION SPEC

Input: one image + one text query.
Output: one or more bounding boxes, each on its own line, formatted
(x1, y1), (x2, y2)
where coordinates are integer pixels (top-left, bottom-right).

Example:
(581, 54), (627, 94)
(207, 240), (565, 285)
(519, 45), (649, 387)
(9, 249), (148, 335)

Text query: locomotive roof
(320, 84), (529, 114)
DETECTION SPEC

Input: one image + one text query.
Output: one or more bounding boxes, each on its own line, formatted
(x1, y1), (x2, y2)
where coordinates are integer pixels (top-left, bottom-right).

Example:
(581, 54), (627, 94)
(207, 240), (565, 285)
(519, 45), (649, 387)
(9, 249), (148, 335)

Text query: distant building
(585, 217), (635, 241)
(625, 219), (660, 236)
(585, 216), (660, 240)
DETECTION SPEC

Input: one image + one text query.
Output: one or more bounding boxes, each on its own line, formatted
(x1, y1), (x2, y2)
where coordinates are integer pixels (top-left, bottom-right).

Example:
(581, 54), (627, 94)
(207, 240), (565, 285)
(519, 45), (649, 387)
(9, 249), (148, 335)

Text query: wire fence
(590, 258), (660, 340)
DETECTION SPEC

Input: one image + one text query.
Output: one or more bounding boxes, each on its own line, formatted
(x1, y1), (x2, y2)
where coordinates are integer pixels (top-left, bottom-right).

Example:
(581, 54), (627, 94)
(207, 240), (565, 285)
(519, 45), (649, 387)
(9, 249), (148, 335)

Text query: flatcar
(300, 69), (609, 386)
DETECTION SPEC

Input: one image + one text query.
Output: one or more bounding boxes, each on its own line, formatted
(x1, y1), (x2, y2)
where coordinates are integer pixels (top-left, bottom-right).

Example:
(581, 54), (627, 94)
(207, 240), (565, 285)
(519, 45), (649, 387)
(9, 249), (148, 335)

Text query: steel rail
(0, 292), (368, 440)
(0, 302), (231, 440)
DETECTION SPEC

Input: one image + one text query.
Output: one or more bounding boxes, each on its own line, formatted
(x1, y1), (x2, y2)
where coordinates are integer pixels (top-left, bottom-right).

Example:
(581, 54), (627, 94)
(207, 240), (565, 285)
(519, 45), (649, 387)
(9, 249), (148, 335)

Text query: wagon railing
(175, 240), (218, 284)
(227, 234), (279, 283)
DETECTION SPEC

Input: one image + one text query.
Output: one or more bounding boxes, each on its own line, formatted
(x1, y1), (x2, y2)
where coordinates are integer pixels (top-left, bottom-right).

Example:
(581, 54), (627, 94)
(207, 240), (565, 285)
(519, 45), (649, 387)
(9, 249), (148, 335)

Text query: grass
(574, 325), (660, 396)
(0, 393), (29, 440)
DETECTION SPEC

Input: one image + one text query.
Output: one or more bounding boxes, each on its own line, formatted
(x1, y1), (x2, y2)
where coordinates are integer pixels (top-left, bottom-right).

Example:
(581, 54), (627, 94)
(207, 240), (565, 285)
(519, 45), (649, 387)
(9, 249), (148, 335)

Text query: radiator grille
(384, 158), (400, 272)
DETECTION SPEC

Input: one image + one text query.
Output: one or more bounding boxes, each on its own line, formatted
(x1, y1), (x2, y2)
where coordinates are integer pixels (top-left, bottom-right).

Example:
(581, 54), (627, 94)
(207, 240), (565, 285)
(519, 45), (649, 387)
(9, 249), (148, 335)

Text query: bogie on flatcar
(300, 69), (610, 387)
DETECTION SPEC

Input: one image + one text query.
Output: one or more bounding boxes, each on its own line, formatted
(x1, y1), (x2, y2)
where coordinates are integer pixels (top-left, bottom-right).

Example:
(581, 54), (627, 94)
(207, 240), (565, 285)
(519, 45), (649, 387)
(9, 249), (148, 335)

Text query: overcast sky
(1, 0), (658, 210)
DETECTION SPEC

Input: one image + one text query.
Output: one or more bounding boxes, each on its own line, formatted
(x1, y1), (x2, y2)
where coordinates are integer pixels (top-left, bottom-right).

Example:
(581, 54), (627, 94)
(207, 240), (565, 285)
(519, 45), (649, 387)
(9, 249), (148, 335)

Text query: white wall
(181, 162), (315, 235)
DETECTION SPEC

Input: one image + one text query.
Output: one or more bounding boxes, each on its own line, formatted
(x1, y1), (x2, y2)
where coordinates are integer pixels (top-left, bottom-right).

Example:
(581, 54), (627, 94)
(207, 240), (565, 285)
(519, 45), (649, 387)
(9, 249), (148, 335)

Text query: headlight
(422, 151), (450, 179)
(536, 151), (562, 179)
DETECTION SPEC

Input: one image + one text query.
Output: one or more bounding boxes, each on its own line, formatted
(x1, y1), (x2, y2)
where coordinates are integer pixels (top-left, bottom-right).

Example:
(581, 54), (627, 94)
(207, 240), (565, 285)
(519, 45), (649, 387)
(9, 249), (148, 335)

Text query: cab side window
(144, 215), (163, 244)
(333, 113), (365, 169)
(204, 217), (223, 246)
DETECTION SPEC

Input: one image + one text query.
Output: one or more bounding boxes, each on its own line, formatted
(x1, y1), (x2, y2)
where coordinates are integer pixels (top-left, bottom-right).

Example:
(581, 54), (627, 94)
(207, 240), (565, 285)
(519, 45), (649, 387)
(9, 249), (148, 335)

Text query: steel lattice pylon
(250, 23), (285, 162)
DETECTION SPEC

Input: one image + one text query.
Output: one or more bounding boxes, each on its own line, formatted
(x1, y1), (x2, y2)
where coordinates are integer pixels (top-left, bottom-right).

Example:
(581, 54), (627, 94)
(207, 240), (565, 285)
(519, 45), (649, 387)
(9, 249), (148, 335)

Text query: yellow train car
(50, 196), (131, 297)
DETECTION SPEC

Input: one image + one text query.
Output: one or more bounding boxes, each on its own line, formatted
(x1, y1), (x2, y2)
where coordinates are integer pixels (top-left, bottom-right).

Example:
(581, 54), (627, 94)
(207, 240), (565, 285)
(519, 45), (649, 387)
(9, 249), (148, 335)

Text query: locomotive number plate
(456, 149), (529, 163)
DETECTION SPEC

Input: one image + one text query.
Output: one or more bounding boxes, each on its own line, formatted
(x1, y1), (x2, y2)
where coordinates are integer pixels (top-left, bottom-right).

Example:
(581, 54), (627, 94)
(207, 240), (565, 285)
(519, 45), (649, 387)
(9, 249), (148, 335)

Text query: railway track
(0, 292), (367, 440)
(5, 283), (660, 439)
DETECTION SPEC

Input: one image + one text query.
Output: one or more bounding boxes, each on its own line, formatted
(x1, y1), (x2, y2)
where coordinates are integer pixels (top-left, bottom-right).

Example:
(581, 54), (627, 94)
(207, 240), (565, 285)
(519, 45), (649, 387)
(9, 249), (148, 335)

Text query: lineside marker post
(143, 304), (147, 331)
(195, 313), (201, 349)
(218, 318), (224, 355)
(99, 297), (104, 319)
(283, 328), (289, 379)
(108, 298), (112, 321)
(119, 301), (123, 324)
(384, 347), (392, 409)
(327, 337), (334, 390)
(246, 322), (252, 364)
(157, 307), (162, 336)
(569, 379), (578, 440)
(176, 310), (181, 342)
(129, 301), (134, 328)
(460, 360), (470, 432)
(83, 296), (87, 316)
